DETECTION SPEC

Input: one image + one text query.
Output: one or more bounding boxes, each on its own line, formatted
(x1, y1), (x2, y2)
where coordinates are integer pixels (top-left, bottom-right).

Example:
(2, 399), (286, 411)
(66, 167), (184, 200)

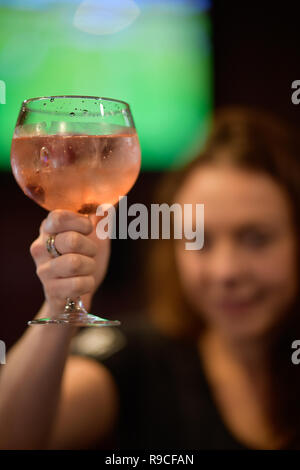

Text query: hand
(30, 210), (111, 318)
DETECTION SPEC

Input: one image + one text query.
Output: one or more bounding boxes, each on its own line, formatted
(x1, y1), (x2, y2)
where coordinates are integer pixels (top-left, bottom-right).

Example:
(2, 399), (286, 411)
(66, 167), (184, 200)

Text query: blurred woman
(0, 108), (299, 450)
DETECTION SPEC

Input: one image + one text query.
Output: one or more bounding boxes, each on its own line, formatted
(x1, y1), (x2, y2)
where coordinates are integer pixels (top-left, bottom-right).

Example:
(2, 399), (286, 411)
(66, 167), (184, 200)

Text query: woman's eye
(240, 231), (272, 248)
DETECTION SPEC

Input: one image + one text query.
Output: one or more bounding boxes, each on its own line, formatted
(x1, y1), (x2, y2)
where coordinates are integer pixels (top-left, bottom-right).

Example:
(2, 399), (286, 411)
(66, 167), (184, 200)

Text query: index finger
(42, 210), (93, 235)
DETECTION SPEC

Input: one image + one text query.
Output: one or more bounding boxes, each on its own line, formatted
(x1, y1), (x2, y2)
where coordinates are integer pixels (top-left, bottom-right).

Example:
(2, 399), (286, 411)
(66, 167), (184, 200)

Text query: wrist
(30, 301), (79, 339)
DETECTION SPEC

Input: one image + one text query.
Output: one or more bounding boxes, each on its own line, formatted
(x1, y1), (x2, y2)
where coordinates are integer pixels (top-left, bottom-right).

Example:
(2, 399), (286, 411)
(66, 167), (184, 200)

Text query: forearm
(0, 302), (78, 450)
(0, 209), (109, 449)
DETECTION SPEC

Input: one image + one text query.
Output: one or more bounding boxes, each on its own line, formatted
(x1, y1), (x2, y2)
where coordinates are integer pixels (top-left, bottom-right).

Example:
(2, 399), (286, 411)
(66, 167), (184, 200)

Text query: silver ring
(46, 234), (62, 258)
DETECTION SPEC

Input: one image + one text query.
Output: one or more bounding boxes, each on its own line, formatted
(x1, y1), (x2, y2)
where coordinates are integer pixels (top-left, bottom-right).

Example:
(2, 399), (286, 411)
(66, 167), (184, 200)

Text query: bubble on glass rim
(73, 0), (140, 36)
(40, 146), (49, 165)
(25, 184), (45, 204)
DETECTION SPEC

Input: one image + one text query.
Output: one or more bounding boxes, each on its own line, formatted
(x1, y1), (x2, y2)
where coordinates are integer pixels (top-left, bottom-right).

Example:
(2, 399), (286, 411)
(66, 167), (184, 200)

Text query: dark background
(2, 1), (300, 349)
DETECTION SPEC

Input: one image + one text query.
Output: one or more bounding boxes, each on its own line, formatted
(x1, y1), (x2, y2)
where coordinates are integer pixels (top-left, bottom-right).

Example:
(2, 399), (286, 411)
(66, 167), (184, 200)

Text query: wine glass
(11, 96), (141, 327)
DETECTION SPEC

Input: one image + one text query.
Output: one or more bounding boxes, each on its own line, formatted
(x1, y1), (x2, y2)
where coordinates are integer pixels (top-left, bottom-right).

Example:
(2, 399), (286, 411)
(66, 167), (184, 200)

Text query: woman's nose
(207, 241), (245, 285)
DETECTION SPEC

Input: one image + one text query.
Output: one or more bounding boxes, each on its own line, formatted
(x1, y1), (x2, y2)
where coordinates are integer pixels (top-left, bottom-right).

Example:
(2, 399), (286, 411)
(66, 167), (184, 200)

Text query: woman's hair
(147, 106), (300, 447)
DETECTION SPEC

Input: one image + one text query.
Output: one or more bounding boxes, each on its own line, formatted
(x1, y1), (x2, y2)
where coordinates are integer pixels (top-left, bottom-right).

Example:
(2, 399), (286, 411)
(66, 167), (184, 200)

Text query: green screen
(0, 0), (213, 170)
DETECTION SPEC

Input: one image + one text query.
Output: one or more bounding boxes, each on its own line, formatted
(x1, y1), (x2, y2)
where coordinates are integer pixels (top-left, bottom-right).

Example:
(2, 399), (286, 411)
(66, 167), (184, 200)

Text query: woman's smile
(212, 291), (265, 316)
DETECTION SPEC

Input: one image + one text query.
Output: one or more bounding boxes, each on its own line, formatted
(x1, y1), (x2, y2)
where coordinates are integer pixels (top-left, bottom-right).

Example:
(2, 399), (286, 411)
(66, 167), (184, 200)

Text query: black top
(70, 316), (248, 450)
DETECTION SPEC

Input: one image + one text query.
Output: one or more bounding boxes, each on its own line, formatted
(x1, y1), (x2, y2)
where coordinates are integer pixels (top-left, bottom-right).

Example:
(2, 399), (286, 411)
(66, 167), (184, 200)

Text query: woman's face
(174, 164), (298, 340)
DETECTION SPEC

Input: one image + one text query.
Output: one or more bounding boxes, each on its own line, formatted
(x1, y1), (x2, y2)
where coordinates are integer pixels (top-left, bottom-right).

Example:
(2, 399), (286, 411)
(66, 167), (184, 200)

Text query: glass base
(28, 314), (121, 327)
(28, 298), (121, 327)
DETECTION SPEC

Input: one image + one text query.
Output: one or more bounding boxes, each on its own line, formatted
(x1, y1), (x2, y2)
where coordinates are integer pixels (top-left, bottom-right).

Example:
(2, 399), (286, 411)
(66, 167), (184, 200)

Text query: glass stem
(63, 297), (88, 320)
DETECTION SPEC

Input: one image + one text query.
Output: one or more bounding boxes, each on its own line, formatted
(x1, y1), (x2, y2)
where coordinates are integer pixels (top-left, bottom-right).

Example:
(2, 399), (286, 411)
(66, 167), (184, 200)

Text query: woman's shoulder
(69, 312), (197, 389)
(69, 313), (169, 370)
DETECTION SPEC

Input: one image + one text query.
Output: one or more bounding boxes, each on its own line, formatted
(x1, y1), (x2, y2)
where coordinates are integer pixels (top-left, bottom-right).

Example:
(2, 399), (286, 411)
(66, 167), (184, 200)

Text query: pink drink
(11, 132), (141, 213)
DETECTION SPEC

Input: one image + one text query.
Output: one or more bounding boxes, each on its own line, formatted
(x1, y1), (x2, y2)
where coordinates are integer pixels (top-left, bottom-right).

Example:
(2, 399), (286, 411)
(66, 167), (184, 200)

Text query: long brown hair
(147, 107), (300, 447)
